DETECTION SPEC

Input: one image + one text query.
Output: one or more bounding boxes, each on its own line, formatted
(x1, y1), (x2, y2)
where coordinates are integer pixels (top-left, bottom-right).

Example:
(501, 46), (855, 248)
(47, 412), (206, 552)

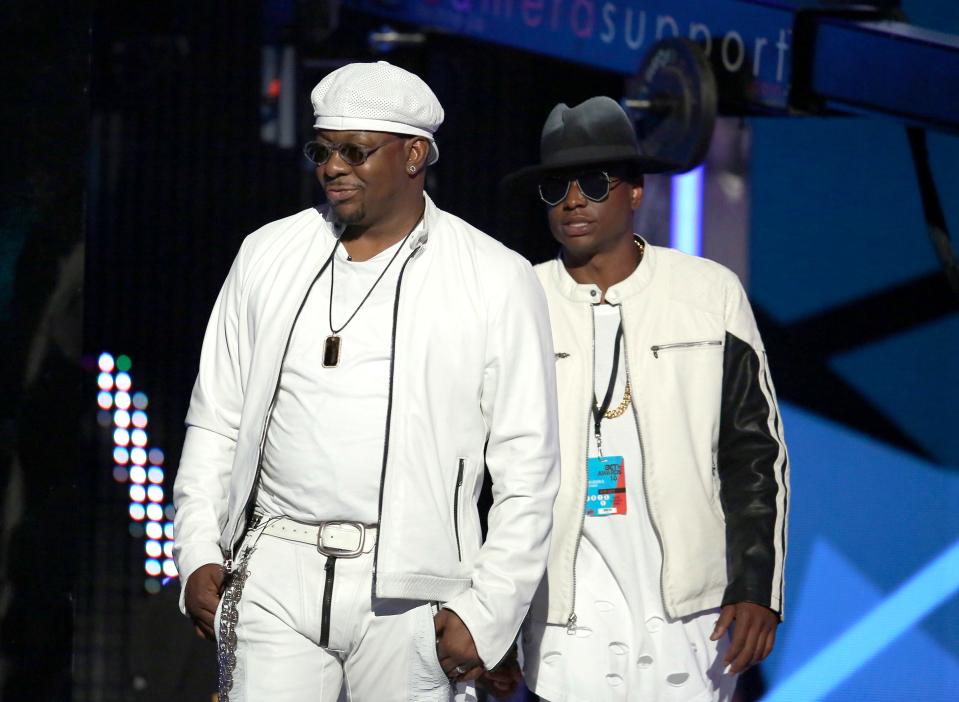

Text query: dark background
(1, 1), (957, 700)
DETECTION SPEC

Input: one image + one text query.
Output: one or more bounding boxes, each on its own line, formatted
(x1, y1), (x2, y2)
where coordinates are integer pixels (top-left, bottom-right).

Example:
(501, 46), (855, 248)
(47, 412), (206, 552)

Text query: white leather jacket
(173, 194), (560, 667)
(530, 241), (789, 628)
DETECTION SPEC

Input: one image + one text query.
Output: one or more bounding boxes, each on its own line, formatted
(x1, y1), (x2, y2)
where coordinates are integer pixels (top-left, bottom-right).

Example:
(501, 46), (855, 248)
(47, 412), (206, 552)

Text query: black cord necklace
(323, 228), (416, 368)
(592, 322), (624, 456)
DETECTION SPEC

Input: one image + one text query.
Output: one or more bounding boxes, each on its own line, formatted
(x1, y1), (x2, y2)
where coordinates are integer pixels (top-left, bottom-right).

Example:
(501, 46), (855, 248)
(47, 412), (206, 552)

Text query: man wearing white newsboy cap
(174, 60), (560, 701)
(311, 60), (444, 165)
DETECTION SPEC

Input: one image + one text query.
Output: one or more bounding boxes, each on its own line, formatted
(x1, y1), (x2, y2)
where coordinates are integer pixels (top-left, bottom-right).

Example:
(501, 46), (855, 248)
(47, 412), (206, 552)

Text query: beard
(331, 202), (366, 227)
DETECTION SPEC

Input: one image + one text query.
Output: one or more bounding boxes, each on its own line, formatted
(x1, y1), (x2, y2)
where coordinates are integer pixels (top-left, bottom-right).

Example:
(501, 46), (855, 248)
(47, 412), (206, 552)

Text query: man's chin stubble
(332, 204), (366, 226)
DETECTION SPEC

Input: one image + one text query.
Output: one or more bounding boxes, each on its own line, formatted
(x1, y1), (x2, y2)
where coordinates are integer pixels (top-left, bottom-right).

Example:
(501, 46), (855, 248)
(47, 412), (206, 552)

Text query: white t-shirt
(256, 237), (407, 524)
(524, 302), (735, 702)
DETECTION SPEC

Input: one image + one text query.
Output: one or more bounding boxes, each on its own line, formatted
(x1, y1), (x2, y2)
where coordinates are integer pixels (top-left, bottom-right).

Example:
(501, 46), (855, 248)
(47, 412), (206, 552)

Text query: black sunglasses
(303, 136), (404, 167)
(538, 171), (623, 206)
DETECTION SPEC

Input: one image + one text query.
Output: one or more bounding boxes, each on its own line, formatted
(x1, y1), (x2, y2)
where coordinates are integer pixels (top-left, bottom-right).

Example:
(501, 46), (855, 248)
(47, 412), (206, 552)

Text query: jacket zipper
(567, 307), (595, 633)
(227, 247), (338, 560)
(621, 308), (669, 614)
(453, 458), (465, 561)
(319, 555), (336, 647)
(650, 340), (722, 358)
(371, 245), (422, 592)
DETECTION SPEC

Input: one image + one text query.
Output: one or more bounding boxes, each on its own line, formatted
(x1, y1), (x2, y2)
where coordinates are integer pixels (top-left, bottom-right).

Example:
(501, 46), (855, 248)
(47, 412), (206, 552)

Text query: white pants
(213, 525), (475, 702)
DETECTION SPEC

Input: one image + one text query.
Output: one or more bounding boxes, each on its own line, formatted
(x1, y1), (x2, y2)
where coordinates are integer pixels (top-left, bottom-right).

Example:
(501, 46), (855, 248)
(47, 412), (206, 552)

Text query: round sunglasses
(538, 171), (623, 207)
(303, 136), (404, 167)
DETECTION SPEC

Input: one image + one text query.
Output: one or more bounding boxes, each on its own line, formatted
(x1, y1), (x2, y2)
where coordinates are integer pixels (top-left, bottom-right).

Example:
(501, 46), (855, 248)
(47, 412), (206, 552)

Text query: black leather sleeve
(718, 331), (787, 614)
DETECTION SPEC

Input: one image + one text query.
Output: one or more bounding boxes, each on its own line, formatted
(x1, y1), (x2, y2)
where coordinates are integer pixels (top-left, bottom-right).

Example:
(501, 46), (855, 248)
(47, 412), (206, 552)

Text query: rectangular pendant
(323, 335), (340, 368)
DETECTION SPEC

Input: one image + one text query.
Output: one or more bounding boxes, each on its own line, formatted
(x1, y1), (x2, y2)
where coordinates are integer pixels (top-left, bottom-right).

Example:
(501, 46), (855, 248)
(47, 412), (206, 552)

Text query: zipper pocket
(650, 340), (722, 358)
(319, 555), (336, 647)
(453, 458), (465, 561)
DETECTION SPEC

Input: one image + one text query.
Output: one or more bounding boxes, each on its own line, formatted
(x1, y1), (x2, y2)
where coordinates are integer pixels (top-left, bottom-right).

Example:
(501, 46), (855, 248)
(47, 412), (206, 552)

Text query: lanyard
(592, 321), (624, 456)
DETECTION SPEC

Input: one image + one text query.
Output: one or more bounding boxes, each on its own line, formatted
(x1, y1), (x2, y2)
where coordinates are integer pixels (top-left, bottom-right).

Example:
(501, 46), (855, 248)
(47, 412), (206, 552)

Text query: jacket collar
(550, 235), (656, 304)
(414, 193), (434, 249)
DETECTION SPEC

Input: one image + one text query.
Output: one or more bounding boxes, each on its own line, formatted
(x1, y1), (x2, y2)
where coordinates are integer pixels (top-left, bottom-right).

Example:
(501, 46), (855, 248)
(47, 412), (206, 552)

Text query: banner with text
(346, 0), (798, 109)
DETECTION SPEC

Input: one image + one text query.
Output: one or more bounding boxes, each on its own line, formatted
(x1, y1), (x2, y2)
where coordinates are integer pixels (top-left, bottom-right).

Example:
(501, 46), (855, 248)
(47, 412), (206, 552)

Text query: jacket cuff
(442, 591), (515, 670)
(720, 585), (783, 620)
(174, 543), (225, 615)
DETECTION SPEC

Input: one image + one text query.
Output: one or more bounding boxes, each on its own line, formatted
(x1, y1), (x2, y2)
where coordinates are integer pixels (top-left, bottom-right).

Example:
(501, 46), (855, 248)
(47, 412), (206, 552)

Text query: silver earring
(408, 165), (416, 174)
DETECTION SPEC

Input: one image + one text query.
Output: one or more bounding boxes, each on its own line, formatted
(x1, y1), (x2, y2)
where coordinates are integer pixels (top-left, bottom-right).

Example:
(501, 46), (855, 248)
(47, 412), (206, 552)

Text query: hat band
(541, 143), (642, 169)
(313, 115), (432, 140)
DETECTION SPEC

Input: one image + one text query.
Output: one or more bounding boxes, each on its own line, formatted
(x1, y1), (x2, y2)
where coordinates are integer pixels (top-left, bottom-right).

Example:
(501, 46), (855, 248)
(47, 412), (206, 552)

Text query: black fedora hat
(503, 96), (676, 185)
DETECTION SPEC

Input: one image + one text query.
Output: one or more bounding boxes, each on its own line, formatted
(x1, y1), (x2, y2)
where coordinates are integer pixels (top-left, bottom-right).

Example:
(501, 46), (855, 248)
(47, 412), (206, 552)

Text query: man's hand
(184, 563), (225, 641)
(434, 609), (484, 683)
(710, 602), (779, 674)
(477, 644), (522, 700)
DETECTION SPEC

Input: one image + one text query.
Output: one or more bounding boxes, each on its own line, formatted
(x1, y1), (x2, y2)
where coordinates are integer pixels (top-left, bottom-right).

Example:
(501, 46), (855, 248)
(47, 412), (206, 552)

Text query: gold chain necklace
(604, 380), (631, 418)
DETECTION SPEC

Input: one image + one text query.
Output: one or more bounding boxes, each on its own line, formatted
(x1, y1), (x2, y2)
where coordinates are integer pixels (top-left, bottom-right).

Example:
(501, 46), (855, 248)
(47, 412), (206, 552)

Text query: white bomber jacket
(530, 240), (789, 628)
(173, 194), (560, 667)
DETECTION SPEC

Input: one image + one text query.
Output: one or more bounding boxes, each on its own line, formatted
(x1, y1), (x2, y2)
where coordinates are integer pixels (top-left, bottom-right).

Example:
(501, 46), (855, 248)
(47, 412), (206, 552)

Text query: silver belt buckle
(317, 521), (365, 558)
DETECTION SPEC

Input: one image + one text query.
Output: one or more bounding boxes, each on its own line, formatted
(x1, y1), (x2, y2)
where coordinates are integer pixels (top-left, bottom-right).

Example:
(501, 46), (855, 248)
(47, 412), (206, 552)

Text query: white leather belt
(261, 516), (377, 558)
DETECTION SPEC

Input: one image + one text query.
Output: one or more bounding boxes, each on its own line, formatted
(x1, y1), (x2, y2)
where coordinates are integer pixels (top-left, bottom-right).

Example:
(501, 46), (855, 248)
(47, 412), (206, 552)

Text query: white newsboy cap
(311, 61), (444, 165)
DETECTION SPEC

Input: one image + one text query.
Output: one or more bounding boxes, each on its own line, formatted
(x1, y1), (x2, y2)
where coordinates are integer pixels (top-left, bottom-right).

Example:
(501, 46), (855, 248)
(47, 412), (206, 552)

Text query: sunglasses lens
(339, 143), (367, 166)
(539, 179), (569, 205)
(578, 172), (610, 201)
(305, 142), (331, 165)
